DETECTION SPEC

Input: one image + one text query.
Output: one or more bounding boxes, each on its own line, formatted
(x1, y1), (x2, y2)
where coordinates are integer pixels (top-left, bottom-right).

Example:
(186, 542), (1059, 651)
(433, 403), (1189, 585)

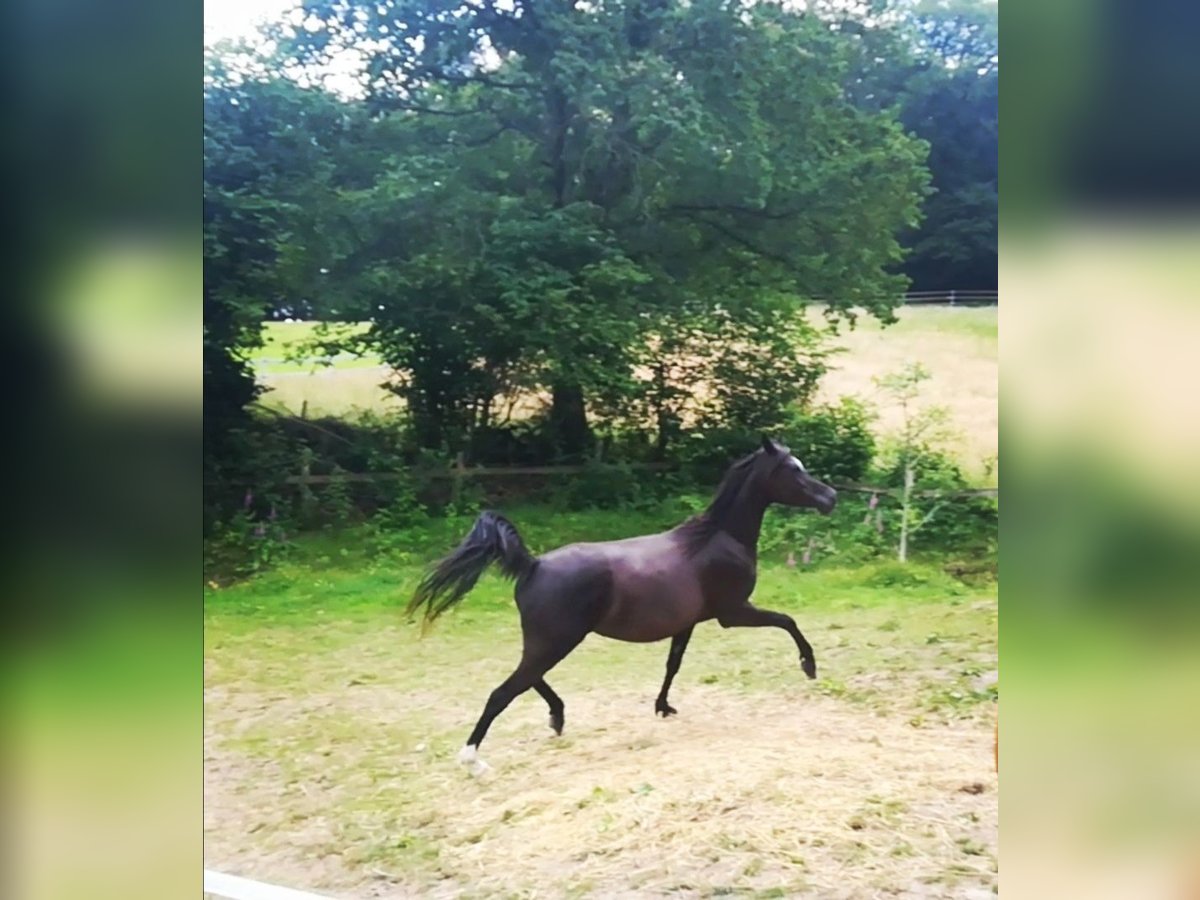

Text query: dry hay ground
(205, 582), (997, 899)
(810, 307), (997, 479)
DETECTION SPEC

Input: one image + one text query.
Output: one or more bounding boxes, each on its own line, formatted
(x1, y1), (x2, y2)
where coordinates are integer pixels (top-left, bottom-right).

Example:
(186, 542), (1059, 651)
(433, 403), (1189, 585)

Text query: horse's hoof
(549, 713), (564, 735)
(655, 700), (677, 717)
(801, 657), (817, 679)
(458, 744), (491, 776)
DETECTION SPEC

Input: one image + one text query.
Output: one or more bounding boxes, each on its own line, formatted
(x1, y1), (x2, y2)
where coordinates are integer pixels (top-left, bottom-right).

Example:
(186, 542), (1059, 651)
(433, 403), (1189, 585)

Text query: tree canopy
(204, 0), (996, 463)
(896, 0), (997, 291)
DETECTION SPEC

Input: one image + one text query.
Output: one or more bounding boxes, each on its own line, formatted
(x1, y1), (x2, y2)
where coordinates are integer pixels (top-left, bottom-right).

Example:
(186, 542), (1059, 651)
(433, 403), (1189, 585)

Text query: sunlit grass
(810, 306), (997, 481)
(205, 515), (997, 897)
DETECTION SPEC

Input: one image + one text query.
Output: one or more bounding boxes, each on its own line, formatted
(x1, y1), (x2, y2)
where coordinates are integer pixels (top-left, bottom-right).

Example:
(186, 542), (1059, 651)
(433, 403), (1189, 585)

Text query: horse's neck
(722, 491), (768, 555)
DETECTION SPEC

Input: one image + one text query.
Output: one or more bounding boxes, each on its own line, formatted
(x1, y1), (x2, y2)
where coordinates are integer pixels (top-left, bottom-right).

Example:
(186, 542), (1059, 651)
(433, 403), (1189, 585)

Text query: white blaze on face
(789, 455), (807, 473)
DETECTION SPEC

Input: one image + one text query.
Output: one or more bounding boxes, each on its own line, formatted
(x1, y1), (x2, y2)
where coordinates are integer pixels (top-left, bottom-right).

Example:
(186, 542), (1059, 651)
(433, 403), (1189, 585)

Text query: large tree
(204, 46), (362, 482)
(899, 0), (997, 292)
(268, 0), (928, 457)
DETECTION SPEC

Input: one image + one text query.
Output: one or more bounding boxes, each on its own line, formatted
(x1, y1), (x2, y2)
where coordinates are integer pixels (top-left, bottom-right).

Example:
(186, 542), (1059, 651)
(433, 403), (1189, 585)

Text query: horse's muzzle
(818, 489), (838, 515)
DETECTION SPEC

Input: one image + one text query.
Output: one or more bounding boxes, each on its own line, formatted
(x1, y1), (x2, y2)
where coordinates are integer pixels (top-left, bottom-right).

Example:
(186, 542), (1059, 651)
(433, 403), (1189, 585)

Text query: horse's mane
(675, 450), (764, 554)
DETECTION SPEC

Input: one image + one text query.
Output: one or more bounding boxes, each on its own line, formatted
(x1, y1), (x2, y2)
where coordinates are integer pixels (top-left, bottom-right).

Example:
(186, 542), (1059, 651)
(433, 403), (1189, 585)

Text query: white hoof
(457, 744), (491, 776)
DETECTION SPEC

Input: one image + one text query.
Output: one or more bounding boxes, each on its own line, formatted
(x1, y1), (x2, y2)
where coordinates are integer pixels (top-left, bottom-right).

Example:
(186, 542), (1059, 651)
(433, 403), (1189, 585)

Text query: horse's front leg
(717, 604), (817, 679)
(655, 626), (694, 717)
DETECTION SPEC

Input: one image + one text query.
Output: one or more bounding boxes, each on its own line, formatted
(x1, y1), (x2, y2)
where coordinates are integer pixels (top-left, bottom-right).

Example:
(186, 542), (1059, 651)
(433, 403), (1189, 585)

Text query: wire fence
(278, 462), (997, 500)
(901, 290), (997, 305)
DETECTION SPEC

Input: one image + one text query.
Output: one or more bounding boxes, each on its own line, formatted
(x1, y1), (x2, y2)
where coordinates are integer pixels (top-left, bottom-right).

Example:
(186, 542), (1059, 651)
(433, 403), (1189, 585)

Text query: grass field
(253, 306), (997, 478)
(205, 510), (997, 898)
(808, 306), (997, 477)
(215, 308), (998, 895)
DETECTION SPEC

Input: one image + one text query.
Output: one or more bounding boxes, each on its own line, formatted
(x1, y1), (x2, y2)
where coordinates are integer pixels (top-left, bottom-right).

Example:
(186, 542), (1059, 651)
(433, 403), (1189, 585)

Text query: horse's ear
(761, 435), (777, 454)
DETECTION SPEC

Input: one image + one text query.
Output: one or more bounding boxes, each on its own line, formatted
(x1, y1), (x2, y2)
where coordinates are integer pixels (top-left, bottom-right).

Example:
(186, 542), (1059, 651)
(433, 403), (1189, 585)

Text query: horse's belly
(593, 577), (703, 643)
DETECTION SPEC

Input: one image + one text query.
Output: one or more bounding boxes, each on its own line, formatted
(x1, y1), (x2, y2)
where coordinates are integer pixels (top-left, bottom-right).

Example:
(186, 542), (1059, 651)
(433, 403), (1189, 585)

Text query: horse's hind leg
(655, 626), (693, 717)
(459, 662), (542, 773)
(534, 679), (565, 735)
(459, 632), (585, 773)
(718, 603), (817, 679)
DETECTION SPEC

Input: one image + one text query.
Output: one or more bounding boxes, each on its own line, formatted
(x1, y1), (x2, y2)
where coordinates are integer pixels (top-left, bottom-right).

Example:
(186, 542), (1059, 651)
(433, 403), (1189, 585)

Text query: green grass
(253, 321), (376, 373)
(206, 508), (996, 897)
(205, 511), (997, 896)
(253, 320), (372, 359)
(207, 508), (996, 712)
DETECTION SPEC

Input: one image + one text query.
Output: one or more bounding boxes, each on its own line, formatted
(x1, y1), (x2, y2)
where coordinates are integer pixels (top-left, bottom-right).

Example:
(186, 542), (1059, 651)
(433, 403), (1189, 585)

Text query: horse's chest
(699, 554), (756, 604)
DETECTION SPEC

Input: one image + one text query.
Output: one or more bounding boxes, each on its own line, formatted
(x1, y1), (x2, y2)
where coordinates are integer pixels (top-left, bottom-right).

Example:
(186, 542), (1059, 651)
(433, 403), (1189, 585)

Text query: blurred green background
(7, 0), (1200, 898)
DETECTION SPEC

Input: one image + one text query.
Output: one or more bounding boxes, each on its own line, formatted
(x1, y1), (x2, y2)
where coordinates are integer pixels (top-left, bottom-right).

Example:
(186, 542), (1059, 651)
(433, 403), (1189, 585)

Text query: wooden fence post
(451, 451), (465, 508)
(297, 448), (315, 521)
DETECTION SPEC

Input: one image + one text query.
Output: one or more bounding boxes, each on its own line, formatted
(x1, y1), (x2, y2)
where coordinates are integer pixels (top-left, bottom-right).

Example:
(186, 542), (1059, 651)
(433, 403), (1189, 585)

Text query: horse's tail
(406, 510), (536, 629)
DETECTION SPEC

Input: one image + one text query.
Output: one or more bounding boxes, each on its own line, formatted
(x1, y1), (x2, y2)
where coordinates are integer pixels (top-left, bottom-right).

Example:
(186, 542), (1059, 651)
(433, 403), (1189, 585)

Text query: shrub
(547, 465), (681, 513)
(676, 398), (876, 487)
(778, 399), (876, 482)
(874, 446), (998, 558)
(205, 488), (292, 580)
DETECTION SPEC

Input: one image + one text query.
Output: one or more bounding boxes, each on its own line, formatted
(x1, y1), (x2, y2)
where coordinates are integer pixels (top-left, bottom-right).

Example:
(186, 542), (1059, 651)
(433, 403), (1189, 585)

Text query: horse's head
(758, 436), (838, 515)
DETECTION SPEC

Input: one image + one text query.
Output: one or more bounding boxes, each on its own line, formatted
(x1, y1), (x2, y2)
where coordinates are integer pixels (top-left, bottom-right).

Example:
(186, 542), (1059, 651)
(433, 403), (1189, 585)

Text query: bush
(676, 398), (876, 487)
(545, 461), (684, 511)
(777, 399), (876, 482)
(205, 488), (292, 580)
(874, 446), (999, 558)
(203, 378), (996, 574)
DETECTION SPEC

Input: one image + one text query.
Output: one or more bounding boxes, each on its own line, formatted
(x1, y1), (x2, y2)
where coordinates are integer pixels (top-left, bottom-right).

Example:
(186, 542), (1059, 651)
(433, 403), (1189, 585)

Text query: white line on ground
(204, 869), (341, 900)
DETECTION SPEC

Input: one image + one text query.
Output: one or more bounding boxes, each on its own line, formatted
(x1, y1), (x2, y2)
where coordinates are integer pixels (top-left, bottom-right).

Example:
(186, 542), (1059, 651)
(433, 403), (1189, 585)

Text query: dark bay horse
(406, 437), (837, 773)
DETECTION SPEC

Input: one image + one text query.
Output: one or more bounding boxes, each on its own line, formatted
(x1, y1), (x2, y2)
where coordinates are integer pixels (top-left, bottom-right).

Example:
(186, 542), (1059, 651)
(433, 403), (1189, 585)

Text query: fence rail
(284, 462), (673, 484)
(280, 464), (997, 500)
(902, 290), (996, 305)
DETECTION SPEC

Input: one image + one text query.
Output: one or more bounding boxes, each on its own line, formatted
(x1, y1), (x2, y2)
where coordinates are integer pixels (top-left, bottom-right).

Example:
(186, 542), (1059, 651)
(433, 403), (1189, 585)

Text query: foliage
(633, 299), (831, 454)
(204, 48), (367, 486)
(897, 1), (998, 291)
(259, 0), (929, 454)
(202, 2), (999, 554)
(677, 397), (876, 484)
(205, 490), (293, 579)
(872, 361), (995, 562)
(876, 362), (946, 562)
(780, 399), (877, 483)
(203, 422), (299, 532)
(874, 446), (998, 558)
(544, 460), (689, 513)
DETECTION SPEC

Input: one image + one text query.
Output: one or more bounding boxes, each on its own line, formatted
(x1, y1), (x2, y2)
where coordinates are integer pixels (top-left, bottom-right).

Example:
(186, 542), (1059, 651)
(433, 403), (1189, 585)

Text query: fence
(902, 290), (997, 305)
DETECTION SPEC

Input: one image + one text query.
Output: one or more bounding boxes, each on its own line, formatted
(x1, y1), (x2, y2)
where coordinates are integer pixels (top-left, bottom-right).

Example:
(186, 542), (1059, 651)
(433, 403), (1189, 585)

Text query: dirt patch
(206, 675), (996, 897)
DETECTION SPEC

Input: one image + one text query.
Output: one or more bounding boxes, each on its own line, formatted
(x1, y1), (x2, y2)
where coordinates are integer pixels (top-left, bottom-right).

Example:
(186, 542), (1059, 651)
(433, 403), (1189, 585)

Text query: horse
(406, 436), (838, 774)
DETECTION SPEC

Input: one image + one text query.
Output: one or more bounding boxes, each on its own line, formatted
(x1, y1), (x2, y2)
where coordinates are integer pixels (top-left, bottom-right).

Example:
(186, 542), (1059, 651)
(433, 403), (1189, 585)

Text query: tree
(898, 0), (997, 291)
(273, 0), (929, 456)
(874, 361), (957, 563)
(204, 45), (367, 496)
